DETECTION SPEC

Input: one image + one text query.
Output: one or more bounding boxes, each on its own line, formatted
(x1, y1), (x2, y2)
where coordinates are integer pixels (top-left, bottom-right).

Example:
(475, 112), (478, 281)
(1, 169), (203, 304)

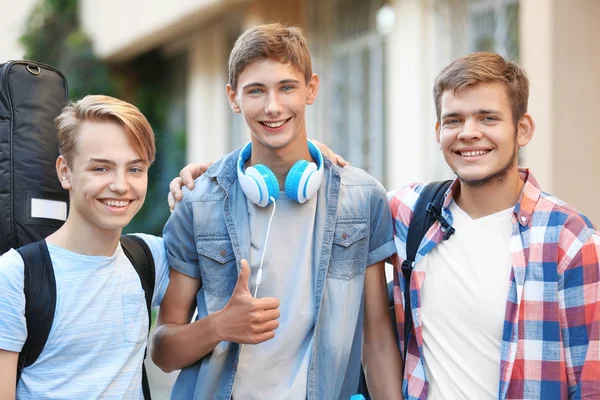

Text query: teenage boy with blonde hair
(152, 23), (402, 399)
(0, 95), (170, 399)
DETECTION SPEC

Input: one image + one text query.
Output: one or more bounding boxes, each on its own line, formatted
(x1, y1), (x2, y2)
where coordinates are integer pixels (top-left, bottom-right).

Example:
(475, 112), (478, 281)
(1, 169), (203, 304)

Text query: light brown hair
(433, 52), (529, 126)
(228, 23), (313, 91)
(55, 95), (155, 167)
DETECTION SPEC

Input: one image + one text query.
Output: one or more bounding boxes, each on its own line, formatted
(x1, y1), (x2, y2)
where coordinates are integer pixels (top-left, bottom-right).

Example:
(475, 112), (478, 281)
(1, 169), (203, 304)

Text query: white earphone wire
(253, 196), (276, 298)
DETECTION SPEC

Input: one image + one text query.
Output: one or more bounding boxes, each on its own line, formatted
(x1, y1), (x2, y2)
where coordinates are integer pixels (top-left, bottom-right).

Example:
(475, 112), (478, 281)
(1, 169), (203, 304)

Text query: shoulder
(0, 249), (25, 283)
(182, 151), (240, 203)
(534, 193), (597, 257)
(387, 182), (427, 221)
(338, 165), (382, 187)
(129, 234), (165, 262)
(536, 192), (596, 231)
(0, 249), (25, 305)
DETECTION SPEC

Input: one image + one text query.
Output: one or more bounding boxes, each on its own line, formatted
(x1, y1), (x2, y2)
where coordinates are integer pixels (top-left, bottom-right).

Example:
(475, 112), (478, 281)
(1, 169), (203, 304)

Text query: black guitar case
(0, 60), (69, 255)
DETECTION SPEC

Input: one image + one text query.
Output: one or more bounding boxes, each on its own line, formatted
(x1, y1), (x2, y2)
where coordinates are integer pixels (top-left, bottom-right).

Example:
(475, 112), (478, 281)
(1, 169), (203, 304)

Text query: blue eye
(281, 85), (294, 91)
(249, 88), (263, 95)
(94, 167), (108, 172)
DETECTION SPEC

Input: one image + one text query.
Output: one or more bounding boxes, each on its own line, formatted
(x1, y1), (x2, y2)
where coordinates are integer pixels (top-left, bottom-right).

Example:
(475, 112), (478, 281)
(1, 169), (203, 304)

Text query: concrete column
(186, 26), (229, 163)
(521, 0), (600, 225)
(385, 0), (438, 190)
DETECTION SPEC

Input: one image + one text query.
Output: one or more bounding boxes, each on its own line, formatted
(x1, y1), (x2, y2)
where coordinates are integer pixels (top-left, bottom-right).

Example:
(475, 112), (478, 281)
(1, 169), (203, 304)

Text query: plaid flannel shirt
(389, 169), (600, 400)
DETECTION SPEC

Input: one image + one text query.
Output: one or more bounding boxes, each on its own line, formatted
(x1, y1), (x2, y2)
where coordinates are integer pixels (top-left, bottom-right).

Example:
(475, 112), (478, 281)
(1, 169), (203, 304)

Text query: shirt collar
(442, 168), (542, 227)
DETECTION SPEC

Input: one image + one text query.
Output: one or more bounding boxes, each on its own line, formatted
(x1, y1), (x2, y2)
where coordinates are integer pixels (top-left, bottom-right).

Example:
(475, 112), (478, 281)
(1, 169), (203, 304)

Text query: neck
(250, 138), (312, 190)
(46, 215), (122, 256)
(454, 168), (524, 219)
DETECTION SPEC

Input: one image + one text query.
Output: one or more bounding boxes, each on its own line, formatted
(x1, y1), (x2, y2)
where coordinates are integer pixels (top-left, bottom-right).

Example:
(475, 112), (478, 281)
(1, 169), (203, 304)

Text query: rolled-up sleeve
(367, 182), (396, 266)
(162, 193), (201, 279)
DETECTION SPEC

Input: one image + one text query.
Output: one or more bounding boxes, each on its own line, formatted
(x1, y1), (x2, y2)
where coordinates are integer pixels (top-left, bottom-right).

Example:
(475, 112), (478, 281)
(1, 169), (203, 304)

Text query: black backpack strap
(15, 240), (56, 384)
(401, 180), (453, 354)
(120, 234), (155, 400)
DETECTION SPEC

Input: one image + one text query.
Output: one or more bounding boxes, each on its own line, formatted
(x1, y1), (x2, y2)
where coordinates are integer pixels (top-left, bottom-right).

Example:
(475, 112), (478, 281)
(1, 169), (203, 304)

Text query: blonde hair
(55, 95), (155, 166)
(228, 23), (313, 91)
(433, 52), (529, 126)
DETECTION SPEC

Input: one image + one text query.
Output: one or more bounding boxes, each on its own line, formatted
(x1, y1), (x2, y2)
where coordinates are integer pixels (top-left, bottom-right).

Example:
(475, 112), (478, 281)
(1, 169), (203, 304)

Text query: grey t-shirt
(232, 192), (317, 399)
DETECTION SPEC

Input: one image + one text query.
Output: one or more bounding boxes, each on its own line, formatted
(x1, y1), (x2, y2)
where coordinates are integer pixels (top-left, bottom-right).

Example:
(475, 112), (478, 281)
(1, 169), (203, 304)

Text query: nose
(264, 92), (282, 116)
(108, 170), (129, 194)
(457, 118), (482, 141)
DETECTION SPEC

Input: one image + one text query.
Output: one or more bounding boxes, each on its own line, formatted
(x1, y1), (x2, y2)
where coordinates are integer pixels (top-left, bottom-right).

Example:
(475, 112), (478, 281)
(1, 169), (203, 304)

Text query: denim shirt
(163, 147), (396, 400)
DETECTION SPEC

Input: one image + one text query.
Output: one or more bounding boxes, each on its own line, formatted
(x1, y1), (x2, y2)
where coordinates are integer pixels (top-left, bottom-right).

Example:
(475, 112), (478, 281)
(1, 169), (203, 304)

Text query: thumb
(234, 259), (251, 294)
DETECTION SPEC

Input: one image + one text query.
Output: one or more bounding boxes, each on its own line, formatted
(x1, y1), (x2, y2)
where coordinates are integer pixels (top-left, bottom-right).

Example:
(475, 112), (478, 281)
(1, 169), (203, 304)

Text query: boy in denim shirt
(152, 24), (402, 399)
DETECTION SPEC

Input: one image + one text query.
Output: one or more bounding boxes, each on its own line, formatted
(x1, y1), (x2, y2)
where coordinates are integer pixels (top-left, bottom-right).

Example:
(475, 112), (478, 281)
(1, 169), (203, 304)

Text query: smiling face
(436, 82), (533, 187)
(57, 121), (148, 234)
(226, 58), (319, 153)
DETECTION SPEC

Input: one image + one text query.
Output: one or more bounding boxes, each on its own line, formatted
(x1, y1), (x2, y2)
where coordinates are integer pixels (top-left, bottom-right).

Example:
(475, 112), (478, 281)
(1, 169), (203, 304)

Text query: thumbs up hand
(216, 260), (280, 344)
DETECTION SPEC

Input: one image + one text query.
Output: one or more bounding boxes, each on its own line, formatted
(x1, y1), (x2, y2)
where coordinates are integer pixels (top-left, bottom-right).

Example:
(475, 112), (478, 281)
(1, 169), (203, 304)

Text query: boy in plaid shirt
(389, 52), (599, 399)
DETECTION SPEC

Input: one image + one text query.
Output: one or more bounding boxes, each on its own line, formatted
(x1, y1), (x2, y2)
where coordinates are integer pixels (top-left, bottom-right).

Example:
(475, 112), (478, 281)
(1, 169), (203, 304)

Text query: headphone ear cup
(248, 164), (279, 206)
(286, 160), (318, 203)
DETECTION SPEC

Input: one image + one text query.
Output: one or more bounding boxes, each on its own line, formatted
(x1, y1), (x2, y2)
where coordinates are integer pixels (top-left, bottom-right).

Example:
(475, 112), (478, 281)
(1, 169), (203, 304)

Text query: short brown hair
(433, 52), (529, 126)
(228, 23), (313, 91)
(55, 95), (155, 167)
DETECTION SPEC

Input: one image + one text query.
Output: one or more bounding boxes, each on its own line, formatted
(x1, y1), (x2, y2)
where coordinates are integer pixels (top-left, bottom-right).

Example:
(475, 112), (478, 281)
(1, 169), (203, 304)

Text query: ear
(306, 73), (320, 105)
(435, 121), (441, 147)
(516, 113), (535, 147)
(226, 84), (241, 113)
(56, 155), (72, 190)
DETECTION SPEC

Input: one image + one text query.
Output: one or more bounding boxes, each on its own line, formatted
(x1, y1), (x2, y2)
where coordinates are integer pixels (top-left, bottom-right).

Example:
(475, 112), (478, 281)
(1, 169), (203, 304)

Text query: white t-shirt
(0, 234), (169, 400)
(420, 201), (513, 400)
(232, 192), (317, 400)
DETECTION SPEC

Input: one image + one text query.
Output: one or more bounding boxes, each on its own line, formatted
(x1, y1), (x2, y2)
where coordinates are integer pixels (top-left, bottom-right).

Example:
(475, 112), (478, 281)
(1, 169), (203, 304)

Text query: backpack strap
(16, 240), (56, 384)
(120, 234), (155, 400)
(401, 180), (453, 354)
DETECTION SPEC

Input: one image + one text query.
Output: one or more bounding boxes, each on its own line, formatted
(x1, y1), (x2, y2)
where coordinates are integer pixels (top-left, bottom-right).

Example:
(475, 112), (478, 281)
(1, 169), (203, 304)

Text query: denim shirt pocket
(196, 237), (238, 298)
(328, 219), (369, 280)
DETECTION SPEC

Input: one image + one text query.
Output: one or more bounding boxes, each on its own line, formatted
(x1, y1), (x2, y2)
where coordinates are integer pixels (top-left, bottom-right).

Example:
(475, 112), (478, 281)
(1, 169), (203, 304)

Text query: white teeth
(103, 200), (129, 207)
(461, 150), (489, 157)
(262, 120), (286, 128)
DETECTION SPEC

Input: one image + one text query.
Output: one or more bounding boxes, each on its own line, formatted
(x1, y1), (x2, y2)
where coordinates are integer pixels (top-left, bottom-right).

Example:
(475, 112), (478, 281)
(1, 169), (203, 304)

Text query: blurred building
(78, 0), (599, 225)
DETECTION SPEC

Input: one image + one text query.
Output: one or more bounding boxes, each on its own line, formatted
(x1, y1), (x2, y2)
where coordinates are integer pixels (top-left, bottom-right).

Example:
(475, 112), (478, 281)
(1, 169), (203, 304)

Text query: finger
(234, 260), (251, 293)
(168, 192), (176, 212)
(255, 296), (280, 310)
(335, 154), (348, 167)
(256, 308), (280, 323)
(169, 177), (184, 200)
(180, 167), (196, 190)
(247, 330), (276, 344)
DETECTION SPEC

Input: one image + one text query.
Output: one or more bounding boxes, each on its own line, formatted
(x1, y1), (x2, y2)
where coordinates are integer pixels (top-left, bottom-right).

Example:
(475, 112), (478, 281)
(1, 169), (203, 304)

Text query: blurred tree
(20, 0), (186, 235)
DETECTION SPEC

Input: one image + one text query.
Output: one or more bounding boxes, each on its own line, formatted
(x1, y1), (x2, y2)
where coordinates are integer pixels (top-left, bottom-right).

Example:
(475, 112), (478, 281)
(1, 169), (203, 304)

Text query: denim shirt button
(233, 362), (237, 369)
(220, 249), (227, 257)
(341, 232), (348, 240)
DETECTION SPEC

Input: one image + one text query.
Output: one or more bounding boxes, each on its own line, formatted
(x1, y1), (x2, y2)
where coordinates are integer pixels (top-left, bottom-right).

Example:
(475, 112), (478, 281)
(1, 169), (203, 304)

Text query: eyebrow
(241, 79), (301, 89)
(89, 158), (146, 165)
(441, 109), (502, 119)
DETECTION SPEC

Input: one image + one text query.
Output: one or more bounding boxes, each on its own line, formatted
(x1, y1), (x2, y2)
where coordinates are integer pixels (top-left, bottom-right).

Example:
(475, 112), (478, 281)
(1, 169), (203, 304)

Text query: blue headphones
(237, 140), (324, 207)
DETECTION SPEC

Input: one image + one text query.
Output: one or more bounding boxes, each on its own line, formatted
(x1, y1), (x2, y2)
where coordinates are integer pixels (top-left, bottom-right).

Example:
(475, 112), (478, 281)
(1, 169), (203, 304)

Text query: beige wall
(522, 0), (600, 225)
(80, 0), (250, 61)
(0, 0), (38, 60)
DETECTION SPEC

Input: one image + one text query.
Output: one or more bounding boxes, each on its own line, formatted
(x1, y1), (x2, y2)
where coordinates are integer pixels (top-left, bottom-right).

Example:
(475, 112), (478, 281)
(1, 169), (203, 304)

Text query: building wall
(522, 0), (600, 225)
(80, 0), (251, 61)
(0, 0), (38, 60)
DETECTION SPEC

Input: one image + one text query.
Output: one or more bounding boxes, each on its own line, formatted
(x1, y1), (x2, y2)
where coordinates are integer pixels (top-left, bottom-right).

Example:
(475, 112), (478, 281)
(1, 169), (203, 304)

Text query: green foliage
(20, 0), (115, 99)
(20, 0), (187, 236)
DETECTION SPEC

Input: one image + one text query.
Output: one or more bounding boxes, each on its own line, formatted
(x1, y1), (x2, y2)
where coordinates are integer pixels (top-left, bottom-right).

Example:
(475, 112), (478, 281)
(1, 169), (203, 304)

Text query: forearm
(363, 320), (404, 400)
(0, 349), (18, 399)
(151, 311), (225, 372)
